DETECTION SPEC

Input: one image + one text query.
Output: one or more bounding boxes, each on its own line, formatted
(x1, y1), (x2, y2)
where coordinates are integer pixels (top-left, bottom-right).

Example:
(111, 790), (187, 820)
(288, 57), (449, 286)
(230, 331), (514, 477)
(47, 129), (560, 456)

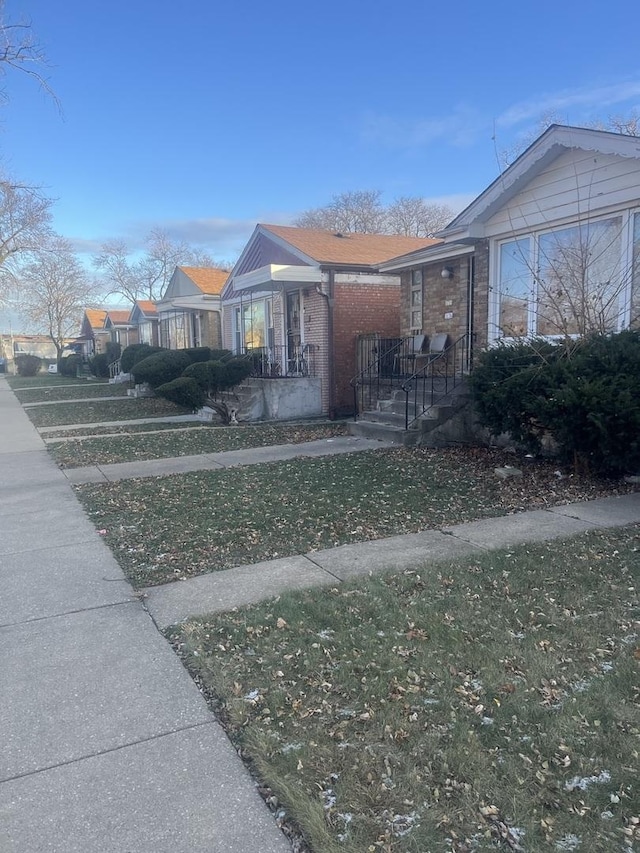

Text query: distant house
(221, 224), (438, 417)
(104, 309), (138, 349)
(380, 124), (640, 357)
(78, 309), (109, 356)
(157, 267), (228, 350)
(129, 300), (159, 346)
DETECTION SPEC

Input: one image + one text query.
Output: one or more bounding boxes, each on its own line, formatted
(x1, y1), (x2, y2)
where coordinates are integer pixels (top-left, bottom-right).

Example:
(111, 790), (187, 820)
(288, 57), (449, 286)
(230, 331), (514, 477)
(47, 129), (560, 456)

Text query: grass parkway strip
(169, 525), (640, 853)
(48, 422), (349, 467)
(25, 396), (186, 427)
(75, 446), (636, 589)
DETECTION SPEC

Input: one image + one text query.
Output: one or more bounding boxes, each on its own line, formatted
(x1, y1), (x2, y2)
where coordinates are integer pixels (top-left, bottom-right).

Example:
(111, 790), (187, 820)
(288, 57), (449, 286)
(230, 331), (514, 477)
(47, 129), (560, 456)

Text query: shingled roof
(261, 224), (441, 266)
(178, 267), (229, 295)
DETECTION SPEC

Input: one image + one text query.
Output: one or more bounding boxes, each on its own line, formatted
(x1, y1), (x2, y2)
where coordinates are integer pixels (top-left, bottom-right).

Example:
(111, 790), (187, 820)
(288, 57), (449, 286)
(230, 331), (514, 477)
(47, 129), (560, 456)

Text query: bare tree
(295, 190), (387, 234)
(0, 174), (52, 302)
(386, 196), (454, 237)
(93, 228), (223, 303)
(500, 112), (640, 168)
(0, 0), (57, 105)
(13, 234), (97, 359)
(295, 189), (453, 237)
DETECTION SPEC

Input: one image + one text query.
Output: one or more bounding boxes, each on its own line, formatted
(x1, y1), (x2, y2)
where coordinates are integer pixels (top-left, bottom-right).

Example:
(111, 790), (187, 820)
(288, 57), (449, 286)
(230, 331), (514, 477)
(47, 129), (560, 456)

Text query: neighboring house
(128, 300), (159, 346)
(157, 266), (228, 350)
(78, 309), (109, 356)
(104, 309), (138, 349)
(380, 124), (640, 359)
(221, 224), (438, 417)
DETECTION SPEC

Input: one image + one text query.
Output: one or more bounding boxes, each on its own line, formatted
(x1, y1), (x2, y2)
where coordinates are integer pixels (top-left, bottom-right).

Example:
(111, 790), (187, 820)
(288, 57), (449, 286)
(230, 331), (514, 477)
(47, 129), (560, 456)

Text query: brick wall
(399, 242), (490, 356)
(332, 280), (401, 413)
(201, 310), (222, 348)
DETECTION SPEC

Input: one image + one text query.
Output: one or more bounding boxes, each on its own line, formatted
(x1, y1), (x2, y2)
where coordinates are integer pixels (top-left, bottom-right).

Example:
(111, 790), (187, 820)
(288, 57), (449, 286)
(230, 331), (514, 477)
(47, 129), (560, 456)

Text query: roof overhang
(439, 125), (640, 241)
(379, 242), (476, 273)
(232, 263), (322, 293)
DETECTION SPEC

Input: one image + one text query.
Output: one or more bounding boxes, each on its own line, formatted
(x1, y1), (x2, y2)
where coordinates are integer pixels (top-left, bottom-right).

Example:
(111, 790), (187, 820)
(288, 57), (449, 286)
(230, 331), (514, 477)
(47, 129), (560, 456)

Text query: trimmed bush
(182, 347), (212, 364)
(15, 354), (42, 376)
(120, 343), (165, 373)
(58, 354), (82, 377)
(184, 357), (252, 398)
(132, 350), (191, 388)
(89, 353), (110, 378)
(470, 331), (640, 475)
(155, 376), (205, 410)
(105, 341), (121, 363)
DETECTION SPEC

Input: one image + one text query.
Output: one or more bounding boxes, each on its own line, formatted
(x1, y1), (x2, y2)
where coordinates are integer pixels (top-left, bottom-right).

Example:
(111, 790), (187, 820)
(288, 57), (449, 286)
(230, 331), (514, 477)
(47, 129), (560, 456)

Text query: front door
(286, 291), (302, 374)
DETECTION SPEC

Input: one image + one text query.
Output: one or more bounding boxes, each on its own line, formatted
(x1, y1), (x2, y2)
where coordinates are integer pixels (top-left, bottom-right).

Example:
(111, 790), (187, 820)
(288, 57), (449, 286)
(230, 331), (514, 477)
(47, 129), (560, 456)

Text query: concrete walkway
(142, 491), (640, 629)
(63, 435), (393, 484)
(0, 378), (290, 853)
(3, 376), (640, 852)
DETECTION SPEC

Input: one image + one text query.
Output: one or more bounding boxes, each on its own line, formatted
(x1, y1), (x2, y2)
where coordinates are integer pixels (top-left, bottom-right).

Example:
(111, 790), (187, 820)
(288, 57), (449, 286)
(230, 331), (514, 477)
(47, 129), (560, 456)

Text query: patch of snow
(565, 770), (611, 792)
(555, 833), (581, 850)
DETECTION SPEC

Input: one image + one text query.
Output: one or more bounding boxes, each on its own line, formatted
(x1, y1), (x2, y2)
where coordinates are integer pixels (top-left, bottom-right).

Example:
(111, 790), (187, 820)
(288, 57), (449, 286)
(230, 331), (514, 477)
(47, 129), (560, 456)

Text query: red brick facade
(332, 279), (401, 413)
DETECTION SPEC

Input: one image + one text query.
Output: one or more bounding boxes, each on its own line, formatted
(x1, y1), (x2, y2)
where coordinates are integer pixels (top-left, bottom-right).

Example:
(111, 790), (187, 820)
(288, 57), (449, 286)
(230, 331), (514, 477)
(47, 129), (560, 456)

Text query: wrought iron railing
(402, 333), (471, 429)
(242, 344), (317, 378)
(351, 335), (428, 419)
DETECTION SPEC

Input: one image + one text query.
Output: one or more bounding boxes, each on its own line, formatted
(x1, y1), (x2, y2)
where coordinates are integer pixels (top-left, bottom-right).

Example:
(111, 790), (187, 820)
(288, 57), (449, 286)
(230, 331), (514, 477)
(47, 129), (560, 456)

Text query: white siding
(484, 150), (640, 237)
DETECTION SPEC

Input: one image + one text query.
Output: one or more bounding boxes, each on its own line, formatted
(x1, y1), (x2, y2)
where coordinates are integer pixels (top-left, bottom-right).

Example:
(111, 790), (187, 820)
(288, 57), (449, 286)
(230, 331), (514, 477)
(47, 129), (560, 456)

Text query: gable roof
(178, 266), (229, 295)
(260, 224), (440, 266)
(105, 309), (132, 326)
(83, 308), (107, 331)
(134, 300), (158, 316)
(442, 124), (640, 238)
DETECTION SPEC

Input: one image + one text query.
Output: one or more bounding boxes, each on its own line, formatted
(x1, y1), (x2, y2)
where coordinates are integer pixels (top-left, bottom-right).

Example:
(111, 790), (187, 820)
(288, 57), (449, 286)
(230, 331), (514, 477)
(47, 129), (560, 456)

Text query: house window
(233, 299), (272, 353)
(632, 212), (640, 325)
(410, 270), (423, 331)
(495, 214), (629, 340)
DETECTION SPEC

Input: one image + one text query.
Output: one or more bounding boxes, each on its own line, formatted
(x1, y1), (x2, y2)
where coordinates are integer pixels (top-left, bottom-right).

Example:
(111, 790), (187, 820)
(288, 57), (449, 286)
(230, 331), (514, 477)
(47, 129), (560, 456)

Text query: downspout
(316, 270), (335, 417)
(466, 254), (475, 371)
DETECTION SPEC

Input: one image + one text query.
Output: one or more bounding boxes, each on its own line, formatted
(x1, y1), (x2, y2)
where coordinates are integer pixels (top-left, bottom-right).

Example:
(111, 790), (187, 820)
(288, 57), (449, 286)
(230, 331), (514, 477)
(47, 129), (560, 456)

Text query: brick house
(157, 266), (228, 350)
(78, 309), (109, 356)
(128, 300), (159, 346)
(221, 224), (437, 418)
(380, 124), (640, 359)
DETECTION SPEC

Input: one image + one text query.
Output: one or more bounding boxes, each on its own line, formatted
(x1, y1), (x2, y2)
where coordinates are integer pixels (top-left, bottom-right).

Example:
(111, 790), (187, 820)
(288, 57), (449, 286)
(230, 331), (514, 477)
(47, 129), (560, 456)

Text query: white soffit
(233, 264), (322, 292)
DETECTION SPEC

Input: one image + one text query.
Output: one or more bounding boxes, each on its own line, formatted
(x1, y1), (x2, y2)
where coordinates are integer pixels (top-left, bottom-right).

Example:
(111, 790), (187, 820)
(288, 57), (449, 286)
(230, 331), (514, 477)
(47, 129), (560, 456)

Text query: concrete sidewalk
(0, 379), (290, 853)
(142, 491), (640, 629)
(63, 435), (393, 484)
(3, 376), (640, 852)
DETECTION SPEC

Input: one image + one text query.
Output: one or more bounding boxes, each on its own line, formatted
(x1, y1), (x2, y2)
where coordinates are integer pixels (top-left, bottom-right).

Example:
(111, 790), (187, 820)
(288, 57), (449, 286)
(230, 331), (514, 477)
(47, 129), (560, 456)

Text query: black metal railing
(351, 335), (427, 419)
(242, 344), (317, 379)
(402, 333), (471, 429)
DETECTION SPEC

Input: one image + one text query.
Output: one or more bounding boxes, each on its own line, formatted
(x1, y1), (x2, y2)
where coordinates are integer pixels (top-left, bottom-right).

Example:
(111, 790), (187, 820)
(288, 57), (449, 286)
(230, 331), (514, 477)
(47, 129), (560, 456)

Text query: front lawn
(169, 525), (640, 853)
(6, 374), (96, 389)
(49, 422), (349, 467)
(15, 383), (130, 403)
(75, 447), (635, 588)
(25, 396), (187, 427)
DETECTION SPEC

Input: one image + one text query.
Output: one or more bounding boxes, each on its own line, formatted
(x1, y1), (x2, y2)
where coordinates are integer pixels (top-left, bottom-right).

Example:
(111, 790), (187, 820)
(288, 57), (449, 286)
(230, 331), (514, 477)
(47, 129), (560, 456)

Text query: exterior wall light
(441, 267), (454, 280)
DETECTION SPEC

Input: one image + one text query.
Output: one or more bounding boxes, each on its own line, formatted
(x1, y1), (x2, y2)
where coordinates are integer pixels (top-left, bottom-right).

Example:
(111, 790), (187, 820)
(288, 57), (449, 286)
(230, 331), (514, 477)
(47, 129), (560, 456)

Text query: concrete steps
(349, 382), (472, 447)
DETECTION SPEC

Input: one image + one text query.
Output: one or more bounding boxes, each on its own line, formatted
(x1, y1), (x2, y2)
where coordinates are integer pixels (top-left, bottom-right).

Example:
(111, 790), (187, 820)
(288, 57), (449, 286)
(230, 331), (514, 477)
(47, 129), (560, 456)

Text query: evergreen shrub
(131, 350), (191, 388)
(155, 377), (205, 410)
(470, 331), (640, 475)
(15, 354), (42, 376)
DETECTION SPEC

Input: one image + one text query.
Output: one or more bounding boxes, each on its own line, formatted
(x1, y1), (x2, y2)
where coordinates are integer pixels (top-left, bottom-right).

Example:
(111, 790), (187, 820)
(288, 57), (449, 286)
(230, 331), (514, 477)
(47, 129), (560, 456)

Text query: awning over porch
(232, 264), (322, 293)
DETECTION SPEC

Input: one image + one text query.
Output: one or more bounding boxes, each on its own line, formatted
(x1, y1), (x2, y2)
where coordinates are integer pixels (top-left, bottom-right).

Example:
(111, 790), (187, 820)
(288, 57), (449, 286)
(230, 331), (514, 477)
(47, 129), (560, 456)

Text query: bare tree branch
(0, 1), (59, 108)
(12, 234), (99, 358)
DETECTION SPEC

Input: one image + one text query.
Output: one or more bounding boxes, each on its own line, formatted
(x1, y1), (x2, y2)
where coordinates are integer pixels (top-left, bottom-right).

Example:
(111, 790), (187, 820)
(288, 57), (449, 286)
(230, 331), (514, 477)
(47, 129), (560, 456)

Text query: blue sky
(3, 0), (640, 266)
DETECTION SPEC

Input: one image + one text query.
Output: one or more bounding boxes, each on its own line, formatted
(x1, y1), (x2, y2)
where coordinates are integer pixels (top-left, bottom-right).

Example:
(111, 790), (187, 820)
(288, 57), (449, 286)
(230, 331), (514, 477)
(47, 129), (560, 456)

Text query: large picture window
(494, 213), (633, 341)
(233, 299), (274, 353)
